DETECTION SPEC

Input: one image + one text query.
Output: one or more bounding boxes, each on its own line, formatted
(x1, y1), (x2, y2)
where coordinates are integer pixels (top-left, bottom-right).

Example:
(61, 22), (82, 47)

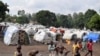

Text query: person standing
(77, 40), (82, 50)
(85, 39), (93, 56)
(14, 44), (22, 56)
(48, 41), (55, 56)
(82, 34), (88, 51)
(72, 41), (79, 56)
(74, 47), (81, 56)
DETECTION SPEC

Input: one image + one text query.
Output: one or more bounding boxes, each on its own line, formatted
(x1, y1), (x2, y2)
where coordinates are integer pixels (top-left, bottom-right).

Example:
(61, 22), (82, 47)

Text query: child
(48, 41), (55, 56)
(85, 39), (93, 56)
(72, 41), (79, 56)
(14, 44), (22, 56)
(74, 47), (81, 56)
(82, 34), (88, 51)
(55, 44), (67, 56)
(77, 40), (82, 50)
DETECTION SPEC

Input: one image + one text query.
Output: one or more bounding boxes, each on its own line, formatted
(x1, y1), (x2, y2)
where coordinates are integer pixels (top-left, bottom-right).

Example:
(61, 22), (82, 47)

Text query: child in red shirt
(85, 39), (93, 56)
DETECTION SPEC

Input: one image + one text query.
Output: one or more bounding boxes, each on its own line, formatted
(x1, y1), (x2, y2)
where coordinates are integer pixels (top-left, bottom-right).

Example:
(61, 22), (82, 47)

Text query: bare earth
(0, 38), (100, 56)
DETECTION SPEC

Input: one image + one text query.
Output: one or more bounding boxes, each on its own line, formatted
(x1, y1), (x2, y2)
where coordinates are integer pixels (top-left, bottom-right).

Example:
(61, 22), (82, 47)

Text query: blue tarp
(86, 32), (100, 42)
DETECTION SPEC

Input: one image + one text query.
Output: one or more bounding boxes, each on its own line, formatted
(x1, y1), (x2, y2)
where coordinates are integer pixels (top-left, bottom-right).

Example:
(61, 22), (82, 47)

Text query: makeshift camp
(23, 27), (36, 36)
(18, 30), (30, 45)
(86, 32), (100, 42)
(62, 29), (88, 40)
(62, 30), (77, 40)
(34, 29), (54, 44)
(4, 26), (30, 45)
(75, 30), (88, 39)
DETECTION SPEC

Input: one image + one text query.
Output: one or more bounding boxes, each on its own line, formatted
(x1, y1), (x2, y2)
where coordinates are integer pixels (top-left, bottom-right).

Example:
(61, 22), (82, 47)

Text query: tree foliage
(76, 12), (84, 29)
(16, 10), (29, 24)
(87, 14), (100, 30)
(55, 14), (73, 28)
(72, 12), (78, 28)
(0, 1), (9, 22)
(35, 10), (56, 26)
(16, 15), (29, 24)
(84, 9), (97, 27)
(2, 7), (100, 30)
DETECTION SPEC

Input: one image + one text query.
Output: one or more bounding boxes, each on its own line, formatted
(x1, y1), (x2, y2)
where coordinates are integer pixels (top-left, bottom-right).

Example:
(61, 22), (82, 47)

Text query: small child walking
(48, 41), (55, 56)
(14, 44), (22, 56)
(85, 39), (93, 56)
(72, 41), (79, 56)
(74, 47), (81, 56)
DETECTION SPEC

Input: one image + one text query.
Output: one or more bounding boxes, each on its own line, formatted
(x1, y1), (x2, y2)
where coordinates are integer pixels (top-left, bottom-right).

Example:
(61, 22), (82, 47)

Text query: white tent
(23, 27), (36, 36)
(63, 29), (88, 40)
(34, 29), (53, 43)
(4, 26), (30, 45)
(4, 26), (19, 45)
(62, 30), (77, 40)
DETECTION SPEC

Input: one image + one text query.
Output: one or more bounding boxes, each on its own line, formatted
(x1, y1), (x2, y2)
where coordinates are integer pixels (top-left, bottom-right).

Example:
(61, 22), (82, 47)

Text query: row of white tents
(0, 22), (90, 45)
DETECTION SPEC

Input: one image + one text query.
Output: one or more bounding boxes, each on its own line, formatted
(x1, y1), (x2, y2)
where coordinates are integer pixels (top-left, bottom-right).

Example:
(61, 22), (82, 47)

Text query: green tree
(87, 14), (100, 30)
(35, 10), (57, 26)
(16, 10), (29, 24)
(72, 12), (78, 28)
(18, 10), (25, 16)
(56, 14), (73, 28)
(5, 14), (11, 22)
(76, 12), (84, 29)
(57, 14), (72, 28)
(67, 14), (73, 28)
(5, 14), (17, 22)
(0, 1), (9, 22)
(84, 9), (97, 27)
(16, 15), (29, 24)
(55, 14), (61, 27)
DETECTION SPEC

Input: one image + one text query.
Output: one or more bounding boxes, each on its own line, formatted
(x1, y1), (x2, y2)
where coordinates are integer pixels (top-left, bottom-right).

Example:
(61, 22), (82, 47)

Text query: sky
(2, 0), (100, 15)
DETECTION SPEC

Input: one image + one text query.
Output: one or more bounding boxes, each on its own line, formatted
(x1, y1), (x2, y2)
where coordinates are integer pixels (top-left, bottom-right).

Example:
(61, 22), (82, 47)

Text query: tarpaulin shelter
(86, 32), (100, 42)
(34, 29), (57, 44)
(4, 26), (30, 45)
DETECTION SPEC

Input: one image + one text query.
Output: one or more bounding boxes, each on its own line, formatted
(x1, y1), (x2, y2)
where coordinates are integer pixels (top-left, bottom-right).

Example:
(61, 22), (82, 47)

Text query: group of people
(14, 39), (41, 56)
(14, 35), (93, 56)
(72, 39), (93, 56)
(48, 38), (93, 56)
(70, 33), (93, 56)
(48, 40), (69, 56)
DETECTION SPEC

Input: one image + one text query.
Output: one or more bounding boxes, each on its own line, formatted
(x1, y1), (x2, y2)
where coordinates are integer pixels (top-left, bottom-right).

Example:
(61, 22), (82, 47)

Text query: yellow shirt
(72, 44), (78, 53)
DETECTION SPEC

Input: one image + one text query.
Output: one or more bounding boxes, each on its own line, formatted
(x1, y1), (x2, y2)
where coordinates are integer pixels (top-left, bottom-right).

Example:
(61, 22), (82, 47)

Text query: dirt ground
(0, 38), (100, 56)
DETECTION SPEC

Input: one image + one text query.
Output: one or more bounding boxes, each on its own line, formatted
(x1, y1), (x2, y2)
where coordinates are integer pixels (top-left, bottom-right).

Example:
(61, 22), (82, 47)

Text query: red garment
(79, 43), (82, 49)
(60, 29), (65, 34)
(87, 42), (93, 51)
